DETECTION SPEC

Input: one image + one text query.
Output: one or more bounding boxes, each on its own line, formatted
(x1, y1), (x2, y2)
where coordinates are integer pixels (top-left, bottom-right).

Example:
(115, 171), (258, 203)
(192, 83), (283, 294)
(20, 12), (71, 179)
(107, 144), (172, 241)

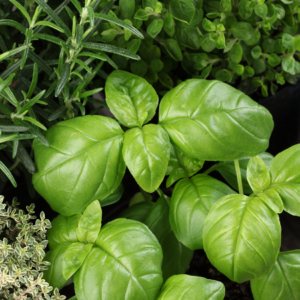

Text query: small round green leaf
(203, 194), (281, 283)
(169, 0), (195, 24)
(231, 22), (254, 40)
(147, 19), (164, 38)
(105, 70), (159, 127)
(228, 43), (243, 63)
(258, 189), (283, 213)
(157, 275), (225, 300)
(122, 124), (170, 193)
(165, 39), (183, 61)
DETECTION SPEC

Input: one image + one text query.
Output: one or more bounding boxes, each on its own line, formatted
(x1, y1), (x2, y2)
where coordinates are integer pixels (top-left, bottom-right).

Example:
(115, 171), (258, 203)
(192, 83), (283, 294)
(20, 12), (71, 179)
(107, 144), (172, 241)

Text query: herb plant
(0, 196), (65, 300)
(103, 0), (300, 97)
(0, 0), (142, 189)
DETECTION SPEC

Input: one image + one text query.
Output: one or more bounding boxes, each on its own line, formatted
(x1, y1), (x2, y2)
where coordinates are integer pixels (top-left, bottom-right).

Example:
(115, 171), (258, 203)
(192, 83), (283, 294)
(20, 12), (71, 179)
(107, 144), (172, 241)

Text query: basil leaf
(157, 275), (225, 300)
(203, 194), (281, 283)
(247, 156), (270, 193)
(209, 152), (274, 194)
(169, 0), (195, 24)
(268, 144), (300, 216)
(47, 214), (81, 250)
(251, 250), (300, 300)
(122, 124), (170, 193)
(43, 244), (70, 289)
(258, 189), (283, 213)
(74, 219), (163, 300)
(32, 116), (126, 216)
(121, 196), (193, 282)
(63, 242), (93, 280)
(159, 79), (274, 161)
(105, 70), (159, 127)
(76, 200), (102, 243)
(170, 174), (236, 250)
(166, 141), (204, 187)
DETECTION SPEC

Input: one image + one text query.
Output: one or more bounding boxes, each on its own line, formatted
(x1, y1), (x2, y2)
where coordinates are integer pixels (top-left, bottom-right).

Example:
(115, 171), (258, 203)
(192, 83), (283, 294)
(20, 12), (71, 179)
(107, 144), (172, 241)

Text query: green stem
(234, 159), (243, 195)
(156, 187), (163, 197)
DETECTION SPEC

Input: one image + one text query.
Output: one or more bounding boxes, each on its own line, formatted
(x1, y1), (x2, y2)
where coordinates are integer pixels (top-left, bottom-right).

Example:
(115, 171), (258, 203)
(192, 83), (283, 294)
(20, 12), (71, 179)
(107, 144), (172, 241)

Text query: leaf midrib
(33, 134), (123, 185)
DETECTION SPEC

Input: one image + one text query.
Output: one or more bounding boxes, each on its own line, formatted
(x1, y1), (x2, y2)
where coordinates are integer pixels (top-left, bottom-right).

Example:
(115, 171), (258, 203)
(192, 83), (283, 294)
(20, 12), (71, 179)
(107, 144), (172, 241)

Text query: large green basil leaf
(47, 214), (81, 250)
(43, 244), (70, 290)
(74, 219), (163, 300)
(166, 141), (204, 187)
(76, 200), (102, 244)
(32, 115), (126, 216)
(63, 242), (93, 281)
(158, 79), (274, 161)
(169, 0), (195, 24)
(206, 152), (274, 194)
(105, 70), (159, 128)
(157, 275), (225, 300)
(121, 196), (193, 282)
(268, 144), (300, 216)
(203, 194), (281, 283)
(122, 124), (170, 193)
(247, 156), (270, 193)
(170, 174), (236, 250)
(251, 250), (300, 300)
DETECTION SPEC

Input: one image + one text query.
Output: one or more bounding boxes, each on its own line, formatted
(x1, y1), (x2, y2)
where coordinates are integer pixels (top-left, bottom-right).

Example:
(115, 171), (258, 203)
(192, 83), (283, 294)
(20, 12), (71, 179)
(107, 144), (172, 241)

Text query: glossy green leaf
(159, 79), (274, 161)
(47, 214), (81, 250)
(203, 194), (281, 283)
(74, 219), (163, 300)
(170, 174), (236, 250)
(169, 0), (195, 24)
(157, 275), (225, 300)
(32, 116), (126, 216)
(258, 189), (283, 213)
(208, 153), (274, 194)
(122, 124), (170, 193)
(268, 144), (300, 216)
(63, 242), (93, 280)
(251, 250), (300, 300)
(76, 200), (102, 243)
(43, 244), (70, 290)
(105, 70), (159, 128)
(120, 196), (193, 282)
(166, 141), (204, 187)
(247, 156), (270, 193)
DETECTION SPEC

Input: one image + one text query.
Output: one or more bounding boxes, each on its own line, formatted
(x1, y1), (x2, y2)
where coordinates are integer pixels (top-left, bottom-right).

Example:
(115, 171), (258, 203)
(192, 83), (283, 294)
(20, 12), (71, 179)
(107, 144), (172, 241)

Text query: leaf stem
(156, 187), (163, 197)
(234, 159), (243, 195)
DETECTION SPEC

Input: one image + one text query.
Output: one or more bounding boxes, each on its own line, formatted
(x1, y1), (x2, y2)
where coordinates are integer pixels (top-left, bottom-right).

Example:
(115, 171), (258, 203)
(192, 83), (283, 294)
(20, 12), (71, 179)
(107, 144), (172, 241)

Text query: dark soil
(187, 250), (253, 300)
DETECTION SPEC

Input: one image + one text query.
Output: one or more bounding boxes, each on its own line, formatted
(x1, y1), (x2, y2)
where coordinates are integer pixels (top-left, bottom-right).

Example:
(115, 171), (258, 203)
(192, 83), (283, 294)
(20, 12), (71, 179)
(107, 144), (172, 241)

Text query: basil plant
(32, 70), (300, 299)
